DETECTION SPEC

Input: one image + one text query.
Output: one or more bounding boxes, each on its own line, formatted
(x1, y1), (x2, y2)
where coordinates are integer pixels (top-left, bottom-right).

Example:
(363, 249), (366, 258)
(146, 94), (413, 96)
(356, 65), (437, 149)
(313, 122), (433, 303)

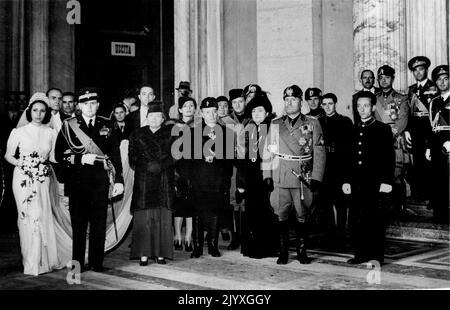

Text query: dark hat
(178, 96), (197, 109)
(408, 56), (431, 71)
(377, 65), (395, 77)
(216, 96), (229, 104)
(245, 94), (273, 115)
(77, 87), (99, 103)
(283, 85), (303, 100)
(305, 87), (322, 100)
(176, 81), (192, 91)
(147, 101), (164, 114)
(431, 65), (449, 82)
(229, 89), (244, 102)
(200, 97), (218, 109)
(243, 84), (262, 98)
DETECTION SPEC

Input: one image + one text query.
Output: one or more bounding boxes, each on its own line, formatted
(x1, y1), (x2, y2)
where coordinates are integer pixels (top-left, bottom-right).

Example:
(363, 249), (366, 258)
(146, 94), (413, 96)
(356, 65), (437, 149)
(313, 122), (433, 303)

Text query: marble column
(0, 0), (9, 96)
(353, 0), (408, 92)
(49, 0), (76, 92)
(174, 0), (191, 88)
(29, 0), (50, 94)
(406, 0), (448, 84)
(9, 0), (26, 93)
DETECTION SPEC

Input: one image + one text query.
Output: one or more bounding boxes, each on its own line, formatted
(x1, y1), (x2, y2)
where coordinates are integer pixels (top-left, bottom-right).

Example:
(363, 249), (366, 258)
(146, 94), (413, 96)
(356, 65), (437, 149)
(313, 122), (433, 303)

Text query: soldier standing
(407, 56), (438, 200)
(426, 65), (450, 224)
(55, 88), (124, 272)
(320, 93), (353, 244)
(344, 91), (395, 265)
(374, 65), (410, 214)
(263, 85), (326, 265)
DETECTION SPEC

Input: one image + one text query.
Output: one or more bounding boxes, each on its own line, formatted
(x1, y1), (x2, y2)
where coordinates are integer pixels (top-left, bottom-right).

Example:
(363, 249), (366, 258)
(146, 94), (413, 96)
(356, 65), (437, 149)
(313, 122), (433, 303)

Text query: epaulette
(305, 114), (318, 120)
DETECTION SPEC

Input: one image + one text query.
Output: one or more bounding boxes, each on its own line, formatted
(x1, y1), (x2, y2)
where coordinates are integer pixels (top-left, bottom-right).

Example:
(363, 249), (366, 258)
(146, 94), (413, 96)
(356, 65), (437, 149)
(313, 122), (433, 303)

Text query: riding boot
(276, 221), (289, 265)
(207, 216), (221, 257)
(295, 221), (311, 264)
(227, 210), (241, 250)
(190, 216), (204, 258)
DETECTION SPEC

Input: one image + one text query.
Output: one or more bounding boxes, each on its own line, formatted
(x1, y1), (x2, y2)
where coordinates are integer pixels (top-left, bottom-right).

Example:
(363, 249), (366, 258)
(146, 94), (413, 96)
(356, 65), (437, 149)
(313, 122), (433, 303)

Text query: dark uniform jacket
(407, 79), (437, 112)
(128, 123), (175, 212)
(349, 117), (395, 192)
(124, 108), (143, 138)
(55, 115), (123, 196)
(322, 113), (354, 184)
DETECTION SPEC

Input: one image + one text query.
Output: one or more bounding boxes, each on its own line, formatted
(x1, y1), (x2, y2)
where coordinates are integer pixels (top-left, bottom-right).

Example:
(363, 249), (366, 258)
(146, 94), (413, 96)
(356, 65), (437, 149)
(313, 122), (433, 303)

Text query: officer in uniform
(320, 93), (353, 243)
(190, 97), (234, 258)
(263, 85), (326, 265)
(220, 89), (251, 251)
(55, 88), (124, 272)
(344, 91), (395, 265)
(426, 65), (450, 224)
(407, 56), (438, 199)
(306, 87), (325, 121)
(374, 65), (410, 214)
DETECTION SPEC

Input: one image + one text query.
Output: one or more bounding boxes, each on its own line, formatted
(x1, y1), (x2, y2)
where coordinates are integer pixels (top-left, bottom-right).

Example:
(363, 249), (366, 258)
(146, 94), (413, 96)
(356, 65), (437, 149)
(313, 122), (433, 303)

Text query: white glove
(443, 141), (450, 154)
(81, 154), (97, 165)
(425, 149), (431, 161)
(342, 183), (351, 195)
(379, 183), (392, 193)
(237, 188), (245, 193)
(112, 183), (124, 197)
(405, 131), (412, 146)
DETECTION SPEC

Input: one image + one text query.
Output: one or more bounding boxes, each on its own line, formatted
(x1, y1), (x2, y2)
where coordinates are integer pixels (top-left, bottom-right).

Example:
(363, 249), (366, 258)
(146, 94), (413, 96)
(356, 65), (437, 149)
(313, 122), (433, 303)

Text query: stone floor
(1, 232), (449, 290)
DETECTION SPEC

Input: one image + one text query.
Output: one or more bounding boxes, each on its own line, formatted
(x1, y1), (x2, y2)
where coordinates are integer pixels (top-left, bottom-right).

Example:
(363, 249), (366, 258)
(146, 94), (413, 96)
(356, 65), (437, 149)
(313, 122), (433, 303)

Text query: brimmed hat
(228, 89), (244, 102)
(77, 87), (100, 103)
(178, 96), (197, 109)
(147, 101), (164, 114)
(245, 94), (273, 115)
(176, 81), (192, 92)
(431, 65), (449, 82)
(408, 56), (431, 71)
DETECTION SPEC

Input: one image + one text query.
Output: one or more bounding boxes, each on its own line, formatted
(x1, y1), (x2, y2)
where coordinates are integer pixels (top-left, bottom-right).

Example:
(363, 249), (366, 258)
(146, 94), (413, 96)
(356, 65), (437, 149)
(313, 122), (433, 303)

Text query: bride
(4, 93), (66, 275)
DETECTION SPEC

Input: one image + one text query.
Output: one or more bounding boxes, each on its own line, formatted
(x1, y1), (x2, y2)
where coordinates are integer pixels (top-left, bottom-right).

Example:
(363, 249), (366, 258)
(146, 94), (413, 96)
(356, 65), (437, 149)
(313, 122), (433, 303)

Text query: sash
(67, 118), (105, 156)
(410, 93), (429, 114)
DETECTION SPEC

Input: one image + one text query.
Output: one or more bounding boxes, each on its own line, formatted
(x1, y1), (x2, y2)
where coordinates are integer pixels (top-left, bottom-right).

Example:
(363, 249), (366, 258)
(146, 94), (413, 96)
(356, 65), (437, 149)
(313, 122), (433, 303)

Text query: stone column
(354, 0), (408, 92)
(9, 0), (26, 93)
(49, 0), (76, 92)
(406, 0), (448, 83)
(174, 0), (191, 88)
(29, 0), (50, 94)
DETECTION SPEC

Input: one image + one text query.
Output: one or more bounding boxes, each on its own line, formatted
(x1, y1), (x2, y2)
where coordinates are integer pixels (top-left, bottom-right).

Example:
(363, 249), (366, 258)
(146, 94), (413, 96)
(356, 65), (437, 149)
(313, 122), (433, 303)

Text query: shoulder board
(305, 115), (317, 120)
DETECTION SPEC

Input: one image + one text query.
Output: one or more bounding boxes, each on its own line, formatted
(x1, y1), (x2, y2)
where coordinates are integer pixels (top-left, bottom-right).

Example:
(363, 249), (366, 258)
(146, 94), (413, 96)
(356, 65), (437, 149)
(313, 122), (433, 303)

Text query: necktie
(88, 119), (94, 135)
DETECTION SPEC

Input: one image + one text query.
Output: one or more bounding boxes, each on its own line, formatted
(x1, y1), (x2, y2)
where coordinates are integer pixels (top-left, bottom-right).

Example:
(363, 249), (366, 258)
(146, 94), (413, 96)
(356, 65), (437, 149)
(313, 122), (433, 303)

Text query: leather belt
(274, 153), (312, 161)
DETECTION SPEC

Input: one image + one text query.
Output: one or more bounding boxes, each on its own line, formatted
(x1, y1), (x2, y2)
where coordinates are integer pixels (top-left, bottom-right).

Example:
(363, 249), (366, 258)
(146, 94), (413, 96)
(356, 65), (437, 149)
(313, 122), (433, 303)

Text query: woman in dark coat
(236, 93), (279, 259)
(129, 101), (175, 265)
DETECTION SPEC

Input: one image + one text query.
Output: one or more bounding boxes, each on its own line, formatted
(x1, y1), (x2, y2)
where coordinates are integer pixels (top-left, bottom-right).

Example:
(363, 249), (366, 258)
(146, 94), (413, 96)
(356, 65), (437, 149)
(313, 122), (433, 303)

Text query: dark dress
(128, 123), (175, 260)
(236, 116), (279, 258)
(172, 119), (195, 218)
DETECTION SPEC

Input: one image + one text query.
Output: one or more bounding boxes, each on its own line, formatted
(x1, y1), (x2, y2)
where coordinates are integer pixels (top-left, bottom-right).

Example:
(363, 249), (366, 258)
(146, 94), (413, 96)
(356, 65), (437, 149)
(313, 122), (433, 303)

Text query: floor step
(386, 221), (449, 243)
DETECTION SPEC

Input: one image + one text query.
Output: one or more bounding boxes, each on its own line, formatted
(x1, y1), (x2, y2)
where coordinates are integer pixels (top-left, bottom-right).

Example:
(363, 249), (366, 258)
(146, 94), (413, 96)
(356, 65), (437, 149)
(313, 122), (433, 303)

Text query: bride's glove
(81, 154), (97, 165)
(112, 183), (124, 197)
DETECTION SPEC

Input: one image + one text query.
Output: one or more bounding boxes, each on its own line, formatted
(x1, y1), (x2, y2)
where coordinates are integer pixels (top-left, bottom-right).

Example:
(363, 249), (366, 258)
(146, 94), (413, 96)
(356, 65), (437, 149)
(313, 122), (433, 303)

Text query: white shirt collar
(82, 115), (96, 126)
(442, 91), (450, 101)
(417, 79), (428, 88)
(363, 87), (375, 94)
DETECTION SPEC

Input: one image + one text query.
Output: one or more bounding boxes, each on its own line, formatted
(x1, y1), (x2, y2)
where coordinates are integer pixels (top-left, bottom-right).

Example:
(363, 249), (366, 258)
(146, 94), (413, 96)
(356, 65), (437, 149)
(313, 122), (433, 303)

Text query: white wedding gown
(6, 123), (67, 275)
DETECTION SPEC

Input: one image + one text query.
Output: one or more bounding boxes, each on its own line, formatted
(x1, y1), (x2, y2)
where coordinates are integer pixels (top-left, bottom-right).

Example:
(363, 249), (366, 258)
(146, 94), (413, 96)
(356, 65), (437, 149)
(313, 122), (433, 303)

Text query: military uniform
(407, 56), (439, 198)
(428, 65), (450, 224)
(55, 90), (123, 271)
(263, 85), (326, 264)
(374, 66), (410, 211)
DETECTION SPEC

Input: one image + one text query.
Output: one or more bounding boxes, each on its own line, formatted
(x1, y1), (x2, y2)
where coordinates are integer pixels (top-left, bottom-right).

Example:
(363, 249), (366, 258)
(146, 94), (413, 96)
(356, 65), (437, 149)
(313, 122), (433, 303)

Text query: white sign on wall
(111, 42), (136, 57)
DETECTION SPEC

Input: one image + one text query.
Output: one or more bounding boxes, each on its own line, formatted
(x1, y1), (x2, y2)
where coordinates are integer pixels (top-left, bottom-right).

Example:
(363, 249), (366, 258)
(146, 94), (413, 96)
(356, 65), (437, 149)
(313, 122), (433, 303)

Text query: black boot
(191, 216), (204, 258)
(295, 221), (311, 264)
(207, 216), (221, 257)
(276, 221), (290, 265)
(227, 210), (241, 250)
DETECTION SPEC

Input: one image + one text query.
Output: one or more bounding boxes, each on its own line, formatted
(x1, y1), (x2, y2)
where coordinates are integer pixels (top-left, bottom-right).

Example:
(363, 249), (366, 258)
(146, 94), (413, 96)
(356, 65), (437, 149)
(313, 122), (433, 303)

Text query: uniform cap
(305, 88), (322, 100)
(408, 56), (431, 71)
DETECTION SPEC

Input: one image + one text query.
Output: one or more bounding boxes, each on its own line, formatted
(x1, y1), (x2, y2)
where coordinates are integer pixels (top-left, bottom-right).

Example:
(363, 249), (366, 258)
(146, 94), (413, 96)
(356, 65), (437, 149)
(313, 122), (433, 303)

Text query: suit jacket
(352, 87), (381, 123)
(262, 114), (326, 187)
(55, 115), (123, 195)
(350, 117), (395, 192)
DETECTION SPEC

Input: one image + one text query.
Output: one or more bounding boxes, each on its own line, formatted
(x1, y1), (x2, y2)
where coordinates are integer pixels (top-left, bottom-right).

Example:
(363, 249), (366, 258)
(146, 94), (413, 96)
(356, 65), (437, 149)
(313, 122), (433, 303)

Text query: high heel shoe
(174, 240), (183, 251)
(184, 240), (193, 252)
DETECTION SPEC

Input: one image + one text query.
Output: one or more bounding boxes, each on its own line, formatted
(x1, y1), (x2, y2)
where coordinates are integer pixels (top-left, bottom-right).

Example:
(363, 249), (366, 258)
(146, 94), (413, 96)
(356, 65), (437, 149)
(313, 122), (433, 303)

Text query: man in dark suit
(406, 56), (438, 200)
(320, 93), (354, 244)
(352, 69), (380, 124)
(124, 85), (156, 138)
(55, 87), (124, 272)
(344, 91), (395, 265)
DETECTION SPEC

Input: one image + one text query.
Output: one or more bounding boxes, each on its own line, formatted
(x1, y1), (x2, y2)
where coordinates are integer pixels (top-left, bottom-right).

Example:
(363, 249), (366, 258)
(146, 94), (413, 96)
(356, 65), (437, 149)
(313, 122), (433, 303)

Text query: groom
(55, 87), (124, 272)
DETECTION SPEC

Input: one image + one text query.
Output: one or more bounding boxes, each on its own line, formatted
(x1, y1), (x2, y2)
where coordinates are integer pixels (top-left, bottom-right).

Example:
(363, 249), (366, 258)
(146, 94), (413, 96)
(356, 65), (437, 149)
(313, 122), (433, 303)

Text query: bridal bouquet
(18, 151), (50, 205)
